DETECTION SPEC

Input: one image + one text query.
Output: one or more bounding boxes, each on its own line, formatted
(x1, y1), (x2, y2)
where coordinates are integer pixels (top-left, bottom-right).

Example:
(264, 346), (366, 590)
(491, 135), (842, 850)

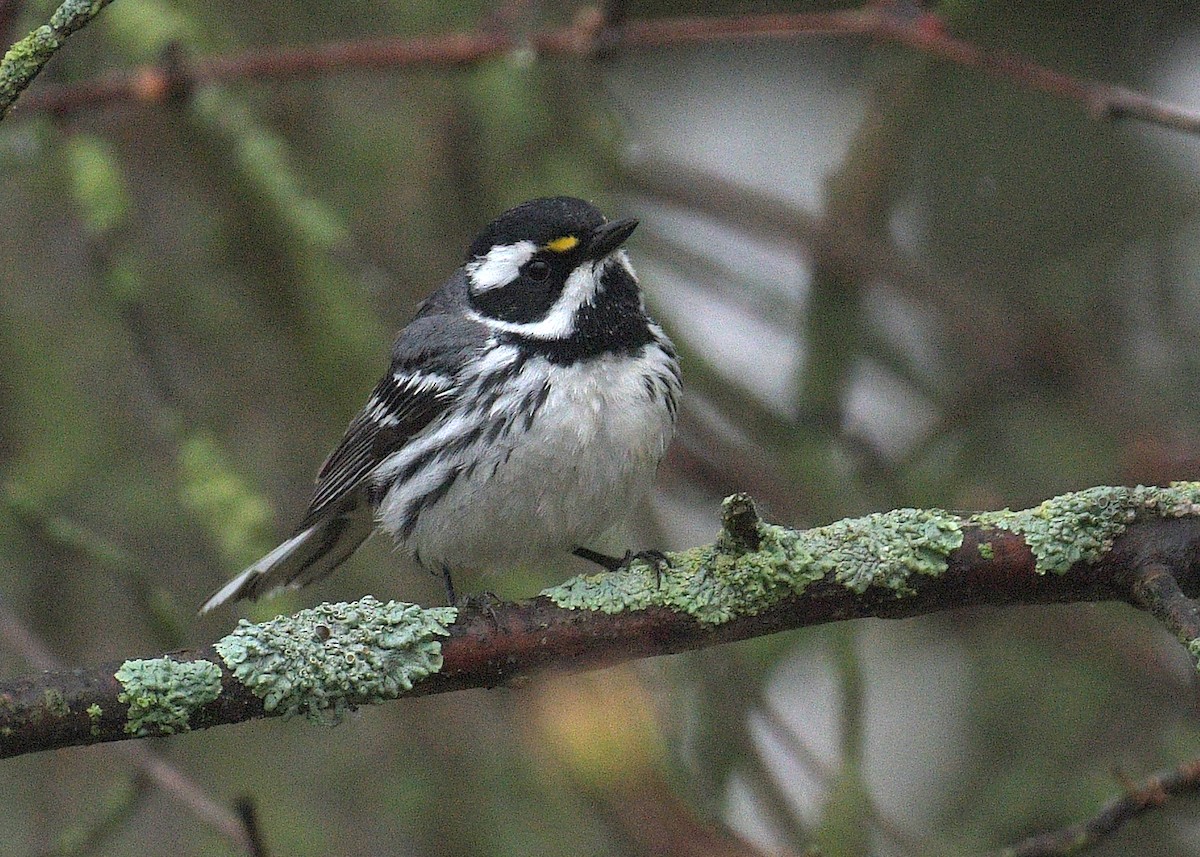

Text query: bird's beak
(586, 217), (638, 259)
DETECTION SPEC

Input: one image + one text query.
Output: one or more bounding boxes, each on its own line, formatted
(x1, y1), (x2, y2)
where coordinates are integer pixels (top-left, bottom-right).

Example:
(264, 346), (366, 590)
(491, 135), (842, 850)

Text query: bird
(200, 196), (681, 612)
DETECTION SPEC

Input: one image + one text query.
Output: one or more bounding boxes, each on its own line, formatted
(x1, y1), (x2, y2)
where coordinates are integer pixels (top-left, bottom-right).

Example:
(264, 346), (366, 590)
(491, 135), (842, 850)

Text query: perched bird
(201, 196), (681, 612)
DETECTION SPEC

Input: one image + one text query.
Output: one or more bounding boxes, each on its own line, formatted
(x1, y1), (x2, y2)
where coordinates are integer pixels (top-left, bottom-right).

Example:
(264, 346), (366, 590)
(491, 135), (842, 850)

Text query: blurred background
(4, 1), (1200, 854)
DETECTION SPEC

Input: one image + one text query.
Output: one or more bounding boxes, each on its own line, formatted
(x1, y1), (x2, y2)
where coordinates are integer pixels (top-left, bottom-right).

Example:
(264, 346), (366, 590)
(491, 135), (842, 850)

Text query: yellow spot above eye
(546, 235), (580, 253)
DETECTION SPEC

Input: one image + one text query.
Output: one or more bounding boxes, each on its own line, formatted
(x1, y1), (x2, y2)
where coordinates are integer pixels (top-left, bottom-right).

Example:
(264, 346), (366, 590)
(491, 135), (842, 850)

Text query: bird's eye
(526, 259), (551, 282)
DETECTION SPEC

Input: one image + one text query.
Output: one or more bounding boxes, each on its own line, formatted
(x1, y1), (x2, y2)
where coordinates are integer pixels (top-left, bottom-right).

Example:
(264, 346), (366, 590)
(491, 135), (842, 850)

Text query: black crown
(468, 197), (607, 259)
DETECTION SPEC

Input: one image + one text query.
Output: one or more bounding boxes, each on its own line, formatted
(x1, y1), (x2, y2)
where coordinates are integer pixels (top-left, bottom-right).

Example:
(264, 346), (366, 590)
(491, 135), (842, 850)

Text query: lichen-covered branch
(0, 0), (115, 120)
(5, 484), (1200, 760)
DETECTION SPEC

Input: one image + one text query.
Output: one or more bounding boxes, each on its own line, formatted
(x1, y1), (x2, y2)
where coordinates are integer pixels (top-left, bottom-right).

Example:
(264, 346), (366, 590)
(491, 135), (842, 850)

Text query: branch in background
(44, 775), (146, 856)
(998, 759), (1200, 857)
(233, 796), (270, 857)
(868, 8), (1200, 134)
(755, 700), (956, 857)
(5, 485), (1200, 774)
(0, 583), (256, 850)
(8, 3), (1200, 139)
(1126, 561), (1200, 647)
(622, 153), (1008, 350)
(0, 0), (116, 120)
(533, 669), (775, 857)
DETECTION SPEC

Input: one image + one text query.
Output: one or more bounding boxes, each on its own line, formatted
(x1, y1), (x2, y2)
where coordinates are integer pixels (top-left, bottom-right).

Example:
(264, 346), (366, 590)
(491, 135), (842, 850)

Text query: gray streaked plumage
(201, 197), (679, 613)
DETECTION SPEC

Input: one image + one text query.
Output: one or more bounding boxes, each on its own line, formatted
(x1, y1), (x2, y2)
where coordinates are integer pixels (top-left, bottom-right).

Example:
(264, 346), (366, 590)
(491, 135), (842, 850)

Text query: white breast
(375, 341), (679, 574)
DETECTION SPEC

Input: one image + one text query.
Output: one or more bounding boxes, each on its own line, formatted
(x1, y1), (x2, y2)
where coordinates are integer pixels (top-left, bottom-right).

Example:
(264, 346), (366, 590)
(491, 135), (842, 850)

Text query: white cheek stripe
(612, 250), (643, 309)
(467, 260), (603, 340)
(466, 241), (537, 292)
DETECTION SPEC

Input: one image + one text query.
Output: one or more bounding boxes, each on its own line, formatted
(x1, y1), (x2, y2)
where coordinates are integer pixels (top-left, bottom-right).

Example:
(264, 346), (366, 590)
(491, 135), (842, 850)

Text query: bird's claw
(619, 549), (671, 587)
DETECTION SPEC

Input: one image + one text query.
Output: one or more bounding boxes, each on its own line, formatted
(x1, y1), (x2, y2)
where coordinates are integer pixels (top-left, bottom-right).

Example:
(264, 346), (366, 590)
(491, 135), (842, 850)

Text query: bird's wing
(296, 310), (481, 530)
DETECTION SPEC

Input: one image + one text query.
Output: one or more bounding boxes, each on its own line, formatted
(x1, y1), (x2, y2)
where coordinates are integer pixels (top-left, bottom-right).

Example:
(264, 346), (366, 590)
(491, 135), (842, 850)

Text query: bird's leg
(433, 566), (500, 629)
(573, 547), (670, 585)
(439, 566), (458, 606)
(573, 546), (626, 571)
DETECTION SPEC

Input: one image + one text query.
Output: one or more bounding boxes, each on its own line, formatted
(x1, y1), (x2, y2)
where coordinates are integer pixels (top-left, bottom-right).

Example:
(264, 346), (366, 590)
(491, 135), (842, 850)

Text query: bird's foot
(454, 590), (502, 610)
(455, 590), (503, 632)
(573, 547), (671, 585)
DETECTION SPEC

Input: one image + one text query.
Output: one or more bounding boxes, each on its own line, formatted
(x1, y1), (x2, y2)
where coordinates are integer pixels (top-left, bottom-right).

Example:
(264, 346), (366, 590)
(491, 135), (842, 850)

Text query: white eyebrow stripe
(465, 240), (537, 292)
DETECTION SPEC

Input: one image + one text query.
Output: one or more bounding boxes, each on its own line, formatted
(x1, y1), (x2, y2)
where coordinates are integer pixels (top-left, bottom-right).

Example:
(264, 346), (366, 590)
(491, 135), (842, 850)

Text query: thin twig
(1124, 561), (1200, 667)
(0, 593), (253, 848)
(233, 796), (270, 857)
(997, 758), (1200, 857)
(9, 5), (1200, 139)
(869, 12), (1200, 134)
(0, 0), (118, 119)
(1127, 561), (1200, 642)
(120, 746), (255, 848)
(755, 701), (956, 857)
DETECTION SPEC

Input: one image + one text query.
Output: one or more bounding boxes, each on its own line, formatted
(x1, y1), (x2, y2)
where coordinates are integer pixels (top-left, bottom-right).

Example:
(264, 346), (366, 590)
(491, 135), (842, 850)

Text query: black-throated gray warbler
(201, 196), (681, 612)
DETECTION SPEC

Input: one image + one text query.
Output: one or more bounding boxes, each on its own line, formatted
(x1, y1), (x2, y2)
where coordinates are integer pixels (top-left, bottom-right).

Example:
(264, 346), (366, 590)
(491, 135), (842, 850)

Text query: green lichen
(87, 702), (102, 735)
(0, 28), (58, 104)
(213, 596), (456, 724)
(43, 688), (69, 717)
(544, 499), (965, 625)
(114, 657), (222, 736)
(972, 482), (1200, 575)
(1, 0), (115, 118)
(546, 485), (1200, 624)
(804, 508), (965, 595)
(50, 0), (111, 34)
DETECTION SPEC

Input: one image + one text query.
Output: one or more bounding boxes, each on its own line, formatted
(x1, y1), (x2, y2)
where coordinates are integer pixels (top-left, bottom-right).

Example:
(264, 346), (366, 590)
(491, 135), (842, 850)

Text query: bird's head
(463, 196), (640, 339)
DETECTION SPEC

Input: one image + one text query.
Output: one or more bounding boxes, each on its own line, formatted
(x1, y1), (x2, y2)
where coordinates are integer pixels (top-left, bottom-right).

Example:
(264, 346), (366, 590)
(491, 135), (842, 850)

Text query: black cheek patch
(470, 270), (565, 324)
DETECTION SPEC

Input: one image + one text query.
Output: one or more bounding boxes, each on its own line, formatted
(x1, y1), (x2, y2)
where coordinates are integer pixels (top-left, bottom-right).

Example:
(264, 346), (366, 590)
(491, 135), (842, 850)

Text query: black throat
(501, 263), (655, 364)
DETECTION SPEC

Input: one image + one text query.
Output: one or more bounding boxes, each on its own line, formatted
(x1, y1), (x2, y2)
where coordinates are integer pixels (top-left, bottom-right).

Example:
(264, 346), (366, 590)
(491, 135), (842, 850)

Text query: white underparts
(372, 339), (679, 573)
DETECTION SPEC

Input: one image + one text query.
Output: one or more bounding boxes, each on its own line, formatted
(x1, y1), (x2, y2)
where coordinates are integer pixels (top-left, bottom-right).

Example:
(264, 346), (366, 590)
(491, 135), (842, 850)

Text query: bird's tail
(199, 512), (372, 614)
